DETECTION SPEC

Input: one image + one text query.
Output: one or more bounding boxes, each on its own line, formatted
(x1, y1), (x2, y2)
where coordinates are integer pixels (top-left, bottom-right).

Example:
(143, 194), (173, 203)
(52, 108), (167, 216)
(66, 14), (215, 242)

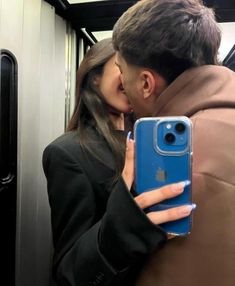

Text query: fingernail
(174, 180), (191, 193)
(191, 203), (197, 210)
(184, 180), (191, 187)
(127, 131), (132, 142)
(178, 204), (197, 216)
(172, 182), (184, 193)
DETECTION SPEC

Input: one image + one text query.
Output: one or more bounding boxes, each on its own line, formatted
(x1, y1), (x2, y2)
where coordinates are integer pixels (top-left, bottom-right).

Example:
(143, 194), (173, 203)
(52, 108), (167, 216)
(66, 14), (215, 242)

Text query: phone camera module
(175, 123), (186, 133)
(165, 133), (176, 144)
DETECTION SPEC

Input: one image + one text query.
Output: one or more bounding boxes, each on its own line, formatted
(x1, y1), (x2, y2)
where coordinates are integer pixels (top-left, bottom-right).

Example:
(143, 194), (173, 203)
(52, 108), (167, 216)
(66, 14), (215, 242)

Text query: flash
(166, 124), (172, 129)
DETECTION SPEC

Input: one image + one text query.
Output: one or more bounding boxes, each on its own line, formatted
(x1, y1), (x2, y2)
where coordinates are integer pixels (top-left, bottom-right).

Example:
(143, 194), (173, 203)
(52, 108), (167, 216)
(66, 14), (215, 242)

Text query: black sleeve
(43, 143), (167, 286)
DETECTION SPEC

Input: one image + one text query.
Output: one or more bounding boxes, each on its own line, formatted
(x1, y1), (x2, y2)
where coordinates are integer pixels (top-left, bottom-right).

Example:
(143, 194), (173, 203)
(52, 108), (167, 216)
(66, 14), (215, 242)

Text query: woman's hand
(135, 182), (195, 224)
(122, 133), (195, 227)
(122, 131), (135, 190)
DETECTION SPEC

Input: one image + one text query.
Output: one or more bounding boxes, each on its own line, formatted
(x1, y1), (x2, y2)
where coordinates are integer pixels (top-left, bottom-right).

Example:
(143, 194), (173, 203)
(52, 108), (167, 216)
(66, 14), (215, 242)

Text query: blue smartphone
(134, 116), (192, 236)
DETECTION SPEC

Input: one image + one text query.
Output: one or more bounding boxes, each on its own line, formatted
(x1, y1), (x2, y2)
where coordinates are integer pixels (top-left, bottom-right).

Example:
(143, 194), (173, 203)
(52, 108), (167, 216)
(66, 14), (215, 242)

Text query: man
(113, 0), (235, 285)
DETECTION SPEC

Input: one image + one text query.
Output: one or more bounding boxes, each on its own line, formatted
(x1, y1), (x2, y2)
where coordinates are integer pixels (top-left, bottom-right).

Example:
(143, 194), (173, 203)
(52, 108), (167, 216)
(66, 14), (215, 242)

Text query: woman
(43, 38), (193, 285)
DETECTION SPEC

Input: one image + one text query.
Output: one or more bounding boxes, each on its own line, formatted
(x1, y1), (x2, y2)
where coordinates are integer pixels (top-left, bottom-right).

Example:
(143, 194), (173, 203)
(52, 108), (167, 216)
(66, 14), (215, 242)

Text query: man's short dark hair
(113, 0), (221, 84)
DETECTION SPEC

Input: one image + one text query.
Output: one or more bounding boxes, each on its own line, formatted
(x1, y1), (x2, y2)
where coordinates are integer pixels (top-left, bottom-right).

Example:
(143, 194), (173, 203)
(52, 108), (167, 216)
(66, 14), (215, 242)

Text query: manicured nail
(191, 203), (197, 210)
(127, 131), (132, 142)
(172, 180), (190, 193)
(178, 204), (197, 216)
(184, 180), (191, 187)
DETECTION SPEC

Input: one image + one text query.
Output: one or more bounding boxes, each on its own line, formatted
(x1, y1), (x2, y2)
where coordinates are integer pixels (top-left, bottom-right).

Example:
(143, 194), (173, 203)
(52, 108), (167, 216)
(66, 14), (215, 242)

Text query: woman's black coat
(42, 129), (166, 286)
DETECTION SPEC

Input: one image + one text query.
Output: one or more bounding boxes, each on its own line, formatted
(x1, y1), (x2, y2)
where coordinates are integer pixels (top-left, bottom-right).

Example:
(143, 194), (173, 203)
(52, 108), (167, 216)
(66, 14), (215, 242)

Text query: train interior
(0, 0), (235, 285)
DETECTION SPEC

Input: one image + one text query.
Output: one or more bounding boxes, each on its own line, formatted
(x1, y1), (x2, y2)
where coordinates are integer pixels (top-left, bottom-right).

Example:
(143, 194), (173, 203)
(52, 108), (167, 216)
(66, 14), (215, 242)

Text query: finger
(122, 132), (135, 190)
(125, 132), (134, 161)
(147, 204), (196, 225)
(135, 181), (190, 209)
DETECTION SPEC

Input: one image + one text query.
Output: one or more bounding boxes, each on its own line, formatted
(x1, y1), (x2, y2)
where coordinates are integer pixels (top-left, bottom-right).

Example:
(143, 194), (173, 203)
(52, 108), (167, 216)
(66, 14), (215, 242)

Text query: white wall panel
(93, 30), (112, 41)
(36, 4), (66, 285)
(36, 3), (56, 286)
(0, 0), (2, 45)
(54, 14), (66, 132)
(218, 22), (235, 61)
(0, 0), (23, 55)
(2, 0), (67, 285)
(16, 0), (43, 284)
(65, 26), (77, 126)
(15, 0), (67, 284)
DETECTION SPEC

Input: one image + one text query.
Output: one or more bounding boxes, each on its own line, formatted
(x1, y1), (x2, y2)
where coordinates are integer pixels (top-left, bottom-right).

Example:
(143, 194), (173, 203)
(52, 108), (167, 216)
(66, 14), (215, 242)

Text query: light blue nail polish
(184, 180), (191, 187)
(191, 203), (197, 210)
(127, 131), (132, 142)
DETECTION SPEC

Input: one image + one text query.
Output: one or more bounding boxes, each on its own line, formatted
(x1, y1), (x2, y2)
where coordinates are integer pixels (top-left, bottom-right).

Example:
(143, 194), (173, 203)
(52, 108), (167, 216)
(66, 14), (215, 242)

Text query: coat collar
(153, 65), (235, 117)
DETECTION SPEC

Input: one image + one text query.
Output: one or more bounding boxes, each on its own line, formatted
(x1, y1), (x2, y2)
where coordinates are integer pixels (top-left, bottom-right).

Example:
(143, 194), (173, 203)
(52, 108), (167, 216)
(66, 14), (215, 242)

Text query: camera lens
(175, 123), (185, 133)
(165, 133), (176, 144)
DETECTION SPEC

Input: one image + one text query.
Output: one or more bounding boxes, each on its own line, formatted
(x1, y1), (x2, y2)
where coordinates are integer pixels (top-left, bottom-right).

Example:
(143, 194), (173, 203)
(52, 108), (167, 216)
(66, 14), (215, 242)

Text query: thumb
(122, 131), (135, 190)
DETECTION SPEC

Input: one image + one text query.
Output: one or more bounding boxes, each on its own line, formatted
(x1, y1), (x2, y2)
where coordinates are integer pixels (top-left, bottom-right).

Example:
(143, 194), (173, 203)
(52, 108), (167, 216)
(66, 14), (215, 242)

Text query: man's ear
(139, 70), (157, 99)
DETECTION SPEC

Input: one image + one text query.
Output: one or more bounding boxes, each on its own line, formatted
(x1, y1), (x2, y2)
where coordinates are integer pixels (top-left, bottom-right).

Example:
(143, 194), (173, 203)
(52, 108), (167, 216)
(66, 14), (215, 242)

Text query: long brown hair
(67, 38), (125, 174)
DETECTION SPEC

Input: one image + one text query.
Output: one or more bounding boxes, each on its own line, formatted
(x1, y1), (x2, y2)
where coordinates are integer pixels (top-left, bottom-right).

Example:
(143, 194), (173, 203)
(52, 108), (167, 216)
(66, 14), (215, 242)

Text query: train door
(0, 49), (17, 286)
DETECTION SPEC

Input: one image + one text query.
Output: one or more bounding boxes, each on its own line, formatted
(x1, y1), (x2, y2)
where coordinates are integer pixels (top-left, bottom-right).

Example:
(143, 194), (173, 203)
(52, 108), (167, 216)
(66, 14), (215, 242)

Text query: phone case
(134, 116), (192, 235)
